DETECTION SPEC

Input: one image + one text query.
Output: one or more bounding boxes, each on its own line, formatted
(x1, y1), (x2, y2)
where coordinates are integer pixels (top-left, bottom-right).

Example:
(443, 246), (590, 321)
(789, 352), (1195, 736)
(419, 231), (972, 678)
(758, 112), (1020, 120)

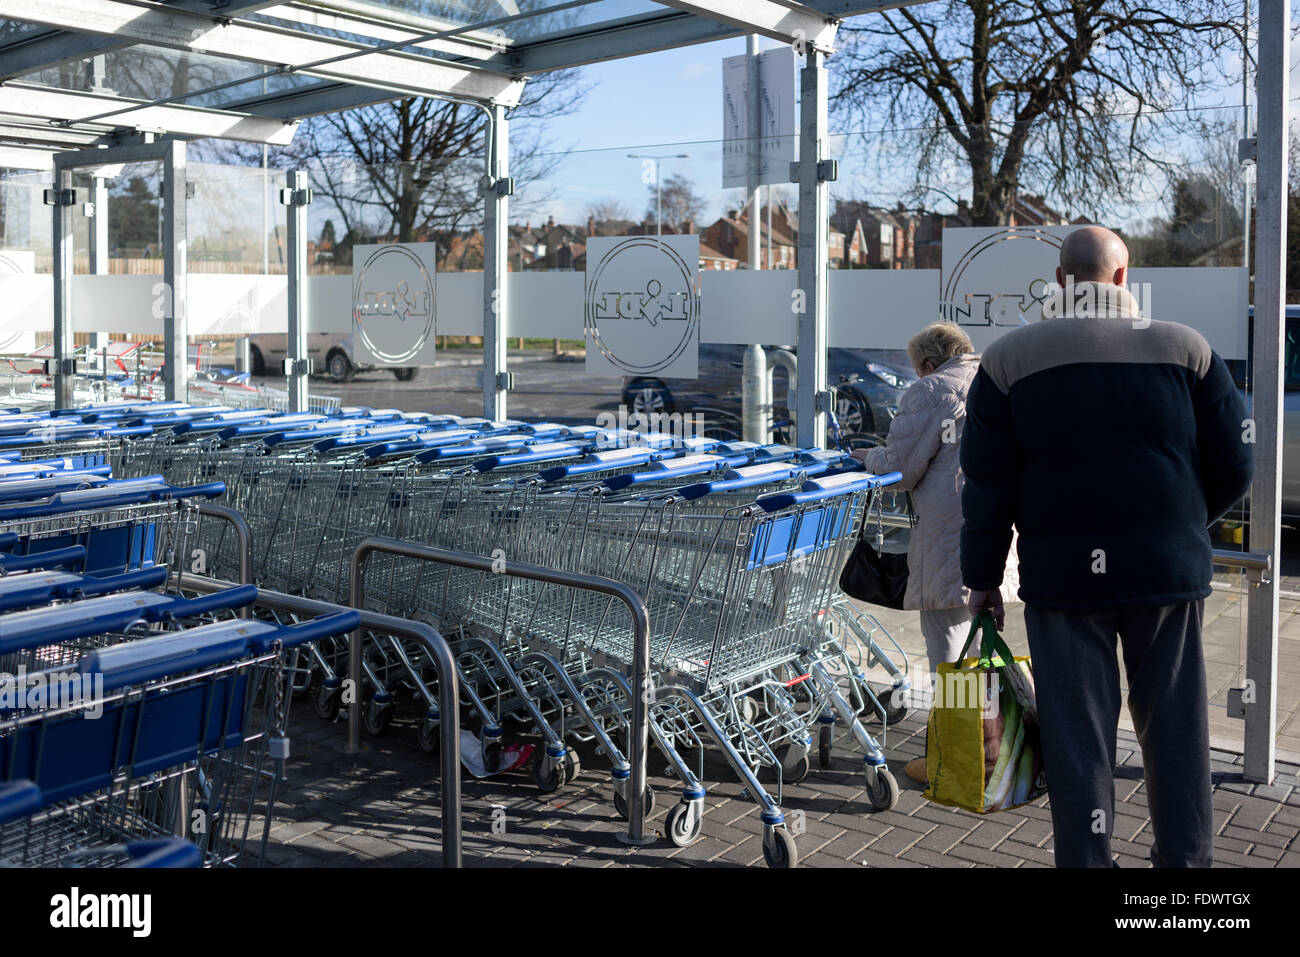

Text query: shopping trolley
(0, 602), (359, 866)
(0, 478), (226, 578)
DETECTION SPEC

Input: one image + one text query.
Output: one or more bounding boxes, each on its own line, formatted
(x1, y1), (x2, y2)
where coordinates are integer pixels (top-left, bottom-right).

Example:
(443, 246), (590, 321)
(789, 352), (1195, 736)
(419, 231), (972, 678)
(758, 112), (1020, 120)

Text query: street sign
(722, 46), (796, 189)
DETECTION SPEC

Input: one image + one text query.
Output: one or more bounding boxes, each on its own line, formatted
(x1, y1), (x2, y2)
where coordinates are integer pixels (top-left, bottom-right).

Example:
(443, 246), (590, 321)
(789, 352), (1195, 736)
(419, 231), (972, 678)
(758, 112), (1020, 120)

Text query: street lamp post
(627, 153), (690, 235)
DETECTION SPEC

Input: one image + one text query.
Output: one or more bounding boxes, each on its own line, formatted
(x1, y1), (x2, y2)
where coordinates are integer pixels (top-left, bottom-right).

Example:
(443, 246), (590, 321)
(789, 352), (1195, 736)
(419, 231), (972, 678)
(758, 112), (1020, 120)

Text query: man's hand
(967, 588), (1005, 630)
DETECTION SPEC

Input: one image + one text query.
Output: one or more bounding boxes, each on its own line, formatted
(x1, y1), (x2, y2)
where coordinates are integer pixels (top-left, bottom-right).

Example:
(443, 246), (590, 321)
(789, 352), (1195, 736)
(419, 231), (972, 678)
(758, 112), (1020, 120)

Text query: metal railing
(174, 572), (463, 868)
(349, 537), (655, 848)
(196, 502), (253, 587)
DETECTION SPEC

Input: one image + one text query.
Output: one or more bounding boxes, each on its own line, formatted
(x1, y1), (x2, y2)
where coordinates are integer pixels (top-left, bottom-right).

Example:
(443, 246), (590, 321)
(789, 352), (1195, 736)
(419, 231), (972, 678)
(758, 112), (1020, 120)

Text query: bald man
(958, 225), (1253, 867)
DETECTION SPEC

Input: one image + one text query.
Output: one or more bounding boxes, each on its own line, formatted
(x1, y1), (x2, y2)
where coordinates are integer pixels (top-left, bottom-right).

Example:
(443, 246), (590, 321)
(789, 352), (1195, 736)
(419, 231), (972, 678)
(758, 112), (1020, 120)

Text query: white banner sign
(351, 242), (437, 366)
(584, 235), (700, 378)
(722, 46), (796, 189)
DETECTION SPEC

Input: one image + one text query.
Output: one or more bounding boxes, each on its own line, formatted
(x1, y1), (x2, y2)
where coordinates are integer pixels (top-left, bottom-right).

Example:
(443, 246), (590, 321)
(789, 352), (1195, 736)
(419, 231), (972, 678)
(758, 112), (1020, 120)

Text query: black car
(622, 345), (917, 443)
(1223, 305), (1300, 531)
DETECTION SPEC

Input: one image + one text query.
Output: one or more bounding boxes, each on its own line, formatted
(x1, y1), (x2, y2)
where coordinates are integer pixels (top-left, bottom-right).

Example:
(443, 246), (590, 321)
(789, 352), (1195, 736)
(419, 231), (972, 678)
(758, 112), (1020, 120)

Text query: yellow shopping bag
(924, 612), (1047, 814)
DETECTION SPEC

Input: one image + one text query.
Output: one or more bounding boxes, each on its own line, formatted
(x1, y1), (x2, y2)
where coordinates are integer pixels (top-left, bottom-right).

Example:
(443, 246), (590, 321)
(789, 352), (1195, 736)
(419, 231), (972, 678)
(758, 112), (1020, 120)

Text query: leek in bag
(923, 612), (1047, 813)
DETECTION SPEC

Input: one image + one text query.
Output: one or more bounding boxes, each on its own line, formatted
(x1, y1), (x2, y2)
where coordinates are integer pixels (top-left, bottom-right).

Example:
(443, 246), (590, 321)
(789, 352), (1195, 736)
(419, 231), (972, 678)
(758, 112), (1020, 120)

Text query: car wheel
(835, 389), (873, 435)
(391, 367), (418, 382)
(627, 380), (671, 416)
(248, 344), (266, 377)
(327, 349), (353, 383)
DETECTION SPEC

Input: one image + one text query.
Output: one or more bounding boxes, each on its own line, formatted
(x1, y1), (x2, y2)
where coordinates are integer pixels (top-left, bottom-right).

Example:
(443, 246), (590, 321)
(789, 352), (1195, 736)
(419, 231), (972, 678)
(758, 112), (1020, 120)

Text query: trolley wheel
(818, 725), (833, 768)
(865, 765), (900, 812)
(762, 828), (799, 869)
(563, 747), (582, 783)
(531, 754), (566, 794)
(613, 785), (656, 821)
(866, 693), (908, 726)
(739, 696), (760, 725)
(780, 749), (811, 786)
(484, 740), (502, 773)
(664, 802), (702, 847)
(364, 700), (394, 737)
(313, 682), (341, 723)
(417, 719), (439, 754)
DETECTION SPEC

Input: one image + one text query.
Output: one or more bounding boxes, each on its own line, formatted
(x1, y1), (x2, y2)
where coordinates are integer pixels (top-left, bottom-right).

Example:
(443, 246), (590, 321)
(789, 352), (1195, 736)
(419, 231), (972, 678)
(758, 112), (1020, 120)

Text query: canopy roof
(0, 0), (915, 163)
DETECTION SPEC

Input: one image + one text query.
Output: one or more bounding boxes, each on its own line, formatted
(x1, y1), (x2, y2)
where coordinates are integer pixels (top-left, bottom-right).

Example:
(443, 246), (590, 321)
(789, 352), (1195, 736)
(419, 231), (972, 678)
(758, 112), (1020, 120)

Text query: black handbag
(839, 490), (916, 609)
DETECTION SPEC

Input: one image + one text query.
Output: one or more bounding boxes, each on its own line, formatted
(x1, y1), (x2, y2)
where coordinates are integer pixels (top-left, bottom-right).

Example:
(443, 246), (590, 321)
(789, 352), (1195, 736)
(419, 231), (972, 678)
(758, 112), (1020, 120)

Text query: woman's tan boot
(904, 757), (927, 785)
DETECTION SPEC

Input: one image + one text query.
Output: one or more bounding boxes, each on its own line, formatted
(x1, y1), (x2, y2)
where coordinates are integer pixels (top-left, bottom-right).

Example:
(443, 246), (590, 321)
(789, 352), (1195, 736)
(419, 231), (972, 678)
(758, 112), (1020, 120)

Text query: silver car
(247, 332), (418, 384)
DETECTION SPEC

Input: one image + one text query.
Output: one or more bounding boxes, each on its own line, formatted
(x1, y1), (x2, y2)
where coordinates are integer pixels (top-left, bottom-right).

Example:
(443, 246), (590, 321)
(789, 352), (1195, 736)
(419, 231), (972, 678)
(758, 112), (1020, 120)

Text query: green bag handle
(956, 611), (1017, 667)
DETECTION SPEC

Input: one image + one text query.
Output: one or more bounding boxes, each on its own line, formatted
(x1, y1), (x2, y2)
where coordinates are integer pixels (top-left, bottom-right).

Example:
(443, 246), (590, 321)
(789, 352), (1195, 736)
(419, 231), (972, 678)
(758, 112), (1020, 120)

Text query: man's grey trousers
(1023, 599), (1213, 868)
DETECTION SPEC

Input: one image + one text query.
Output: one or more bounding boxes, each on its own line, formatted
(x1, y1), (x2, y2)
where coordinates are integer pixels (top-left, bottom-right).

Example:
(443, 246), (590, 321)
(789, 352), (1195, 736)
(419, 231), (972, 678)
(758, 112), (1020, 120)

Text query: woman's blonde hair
(907, 322), (974, 373)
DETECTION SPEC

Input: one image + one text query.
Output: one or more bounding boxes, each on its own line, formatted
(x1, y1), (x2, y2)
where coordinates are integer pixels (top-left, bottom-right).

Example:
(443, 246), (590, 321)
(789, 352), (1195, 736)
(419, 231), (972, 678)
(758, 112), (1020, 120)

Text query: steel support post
(161, 139), (188, 402)
(483, 102), (510, 421)
(1243, 0), (1289, 783)
(795, 49), (830, 449)
(282, 169), (311, 413)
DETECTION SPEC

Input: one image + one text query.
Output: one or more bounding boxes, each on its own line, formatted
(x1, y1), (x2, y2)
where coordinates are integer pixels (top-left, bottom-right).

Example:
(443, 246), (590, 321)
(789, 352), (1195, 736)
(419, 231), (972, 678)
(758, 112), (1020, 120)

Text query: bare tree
(647, 173), (706, 228)
(583, 199), (633, 234)
(269, 66), (585, 270)
(832, 0), (1244, 225)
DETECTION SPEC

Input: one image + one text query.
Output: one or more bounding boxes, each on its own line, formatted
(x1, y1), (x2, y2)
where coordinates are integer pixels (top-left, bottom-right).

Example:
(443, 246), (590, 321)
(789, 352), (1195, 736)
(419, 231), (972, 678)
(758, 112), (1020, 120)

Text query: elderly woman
(852, 322), (1019, 784)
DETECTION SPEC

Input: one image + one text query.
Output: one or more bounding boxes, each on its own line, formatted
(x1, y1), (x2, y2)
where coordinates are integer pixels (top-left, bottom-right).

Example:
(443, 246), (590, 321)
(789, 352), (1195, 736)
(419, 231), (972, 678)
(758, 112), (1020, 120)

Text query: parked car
(247, 332), (418, 383)
(1226, 305), (1300, 523)
(622, 345), (917, 443)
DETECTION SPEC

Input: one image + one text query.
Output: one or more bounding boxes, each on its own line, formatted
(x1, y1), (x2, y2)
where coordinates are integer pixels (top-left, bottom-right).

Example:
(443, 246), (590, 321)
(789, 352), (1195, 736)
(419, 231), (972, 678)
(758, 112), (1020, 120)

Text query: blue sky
(508, 31), (1298, 233)
(512, 35), (780, 228)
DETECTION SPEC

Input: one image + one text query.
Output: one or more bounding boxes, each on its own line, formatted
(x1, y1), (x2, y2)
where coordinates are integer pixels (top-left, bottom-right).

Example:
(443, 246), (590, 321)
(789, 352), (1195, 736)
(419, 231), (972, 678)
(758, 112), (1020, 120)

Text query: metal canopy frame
(0, 2), (920, 147)
(50, 136), (188, 406)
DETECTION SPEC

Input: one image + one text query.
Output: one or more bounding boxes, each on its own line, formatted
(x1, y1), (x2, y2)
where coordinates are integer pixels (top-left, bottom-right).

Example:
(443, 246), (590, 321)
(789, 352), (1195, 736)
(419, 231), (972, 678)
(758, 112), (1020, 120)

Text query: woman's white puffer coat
(853, 353), (1020, 611)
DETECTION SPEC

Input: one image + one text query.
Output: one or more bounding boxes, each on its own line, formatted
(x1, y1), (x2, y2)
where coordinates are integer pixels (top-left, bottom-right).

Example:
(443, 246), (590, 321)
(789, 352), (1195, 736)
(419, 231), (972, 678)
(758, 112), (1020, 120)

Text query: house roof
(699, 242), (737, 262)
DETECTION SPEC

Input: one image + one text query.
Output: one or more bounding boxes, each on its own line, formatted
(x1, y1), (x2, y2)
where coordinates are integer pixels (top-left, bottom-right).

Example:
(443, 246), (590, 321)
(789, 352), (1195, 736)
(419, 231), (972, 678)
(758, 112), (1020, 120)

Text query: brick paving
(264, 699), (1300, 869)
(257, 567), (1300, 869)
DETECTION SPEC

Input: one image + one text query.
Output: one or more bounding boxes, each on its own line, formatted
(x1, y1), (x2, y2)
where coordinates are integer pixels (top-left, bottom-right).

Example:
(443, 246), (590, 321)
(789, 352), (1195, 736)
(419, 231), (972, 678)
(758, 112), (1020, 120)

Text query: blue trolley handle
(153, 584), (258, 621)
(151, 481), (226, 501)
(247, 610), (362, 652)
(125, 839), (204, 869)
(0, 546), (86, 574)
(0, 780), (41, 823)
(65, 566), (169, 599)
(0, 485), (162, 518)
(756, 471), (903, 512)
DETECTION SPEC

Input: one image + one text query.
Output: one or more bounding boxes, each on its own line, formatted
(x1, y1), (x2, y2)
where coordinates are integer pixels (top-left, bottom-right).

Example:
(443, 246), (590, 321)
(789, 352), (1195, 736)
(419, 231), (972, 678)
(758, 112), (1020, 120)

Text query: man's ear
(1055, 265), (1064, 287)
(1113, 264), (1128, 288)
